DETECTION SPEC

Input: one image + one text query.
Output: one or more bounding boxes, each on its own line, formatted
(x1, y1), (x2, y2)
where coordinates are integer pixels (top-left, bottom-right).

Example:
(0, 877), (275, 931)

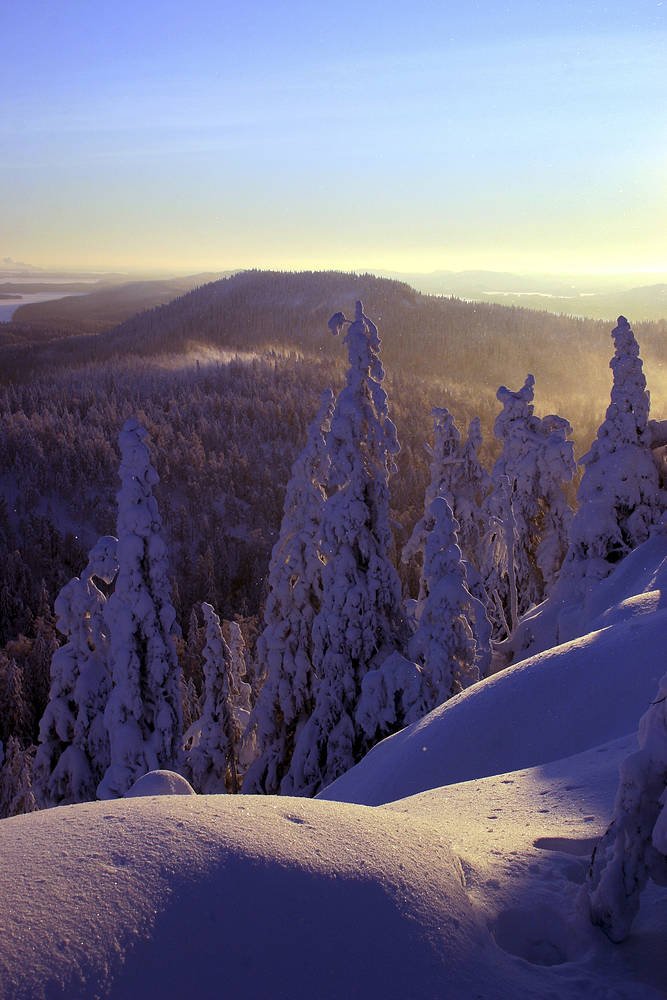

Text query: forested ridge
(0, 270), (665, 768)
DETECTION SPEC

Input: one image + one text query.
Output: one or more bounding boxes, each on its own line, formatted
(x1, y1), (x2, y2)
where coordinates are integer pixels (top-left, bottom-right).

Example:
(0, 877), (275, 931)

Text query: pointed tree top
(355, 300), (364, 322)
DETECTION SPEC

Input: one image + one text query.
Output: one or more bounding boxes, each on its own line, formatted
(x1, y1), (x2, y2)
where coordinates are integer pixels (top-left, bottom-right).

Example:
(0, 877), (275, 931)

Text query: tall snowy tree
(559, 316), (665, 593)
(403, 408), (490, 577)
(243, 391), (334, 795)
(0, 655), (30, 746)
(0, 737), (37, 819)
(286, 302), (405, 796)
(98, 419), (183, 800)
(408, 497), (486, 697)
(588, 666), (667, 941)
(33, 537), (117, 807)
(358, 497), (489, 745)
(482, 375), (575, 634)
(186, 603), (242, 794)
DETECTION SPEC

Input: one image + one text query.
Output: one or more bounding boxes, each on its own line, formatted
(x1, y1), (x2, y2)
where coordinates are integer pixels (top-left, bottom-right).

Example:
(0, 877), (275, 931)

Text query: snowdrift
(0, 795), (497, 1000)
(321, 535), (667, 807)
(2, 535), (667, 999)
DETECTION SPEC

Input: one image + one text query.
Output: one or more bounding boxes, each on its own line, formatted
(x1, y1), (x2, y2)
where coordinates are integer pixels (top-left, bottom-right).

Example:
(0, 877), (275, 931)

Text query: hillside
(2, 270), (667, 682)
(2, 533), (666, 999)
(6, 269), (667, 418)
(5, 271), (236, 336)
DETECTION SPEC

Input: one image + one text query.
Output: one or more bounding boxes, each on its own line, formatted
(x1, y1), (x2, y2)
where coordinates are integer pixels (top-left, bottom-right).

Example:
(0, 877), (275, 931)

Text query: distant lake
(0, 291), (86, 322)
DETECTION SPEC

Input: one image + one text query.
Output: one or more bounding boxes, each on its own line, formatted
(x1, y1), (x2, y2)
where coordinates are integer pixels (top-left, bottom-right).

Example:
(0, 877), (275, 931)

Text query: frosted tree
(226, 620), (254, 771)
(186, 603), (241, 794)
(404, 408), (490, 575)
(457, 416), (493, 573)
(33, 536), (118, 807)
(243, 391), (334, 795)
(98, 419), (183, 800)
(589, 667), (667, 941)
(287, 302), (405, 795)
(358, 497), (489, 744)
(409, 497), (486, 696)
(559, 316), (665, 594)
(0, 737), (37, 819)
(0, 655), (30, 745)
(482, 375), (575, 634)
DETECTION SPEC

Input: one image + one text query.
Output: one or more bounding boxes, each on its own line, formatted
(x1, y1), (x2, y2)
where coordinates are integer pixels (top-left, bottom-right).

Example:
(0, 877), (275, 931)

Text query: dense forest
(1, 270), (665, 800)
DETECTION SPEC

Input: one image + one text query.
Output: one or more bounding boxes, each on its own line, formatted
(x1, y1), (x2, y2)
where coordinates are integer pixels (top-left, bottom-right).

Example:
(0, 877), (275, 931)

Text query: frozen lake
(0, 291), (86, 322)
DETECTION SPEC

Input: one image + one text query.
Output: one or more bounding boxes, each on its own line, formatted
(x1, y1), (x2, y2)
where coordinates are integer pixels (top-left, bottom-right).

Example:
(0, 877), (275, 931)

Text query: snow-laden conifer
(482, 375), (575, 634)
(33, 537), (117, 807)
(0, 655), (30, 745)
(0, 737), (37, 818)
(186, 603), (241, 794)
(227, 620), (254, 772)
(98, 420), (183, 799)
(560, 317), (665, 593)
(243, 391), (334, 794)
(287, 302), (404, 795)
(409, 497), (486, 697)
(403, 409), (490, 575)
(589, 666), (667, 941)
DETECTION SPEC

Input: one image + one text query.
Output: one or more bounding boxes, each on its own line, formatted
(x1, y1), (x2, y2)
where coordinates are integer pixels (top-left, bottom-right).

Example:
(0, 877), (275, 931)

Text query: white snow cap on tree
(33, 536), (118, 808)
(589, 665), (667, 941)
(243, 390), (334, 795)
(287, 302), (405, 796)
(560, 317), (665, 593)
(186, 603), (241, 794)
(98, 419), (183, 800)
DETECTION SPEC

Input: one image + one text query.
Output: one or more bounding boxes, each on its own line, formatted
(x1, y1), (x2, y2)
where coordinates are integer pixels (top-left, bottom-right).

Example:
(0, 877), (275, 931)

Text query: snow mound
(320, 606), (667, 806)
(513, 532), (667, 656)
(0, 795), (498, 1000)
(125, 770), (196, 797)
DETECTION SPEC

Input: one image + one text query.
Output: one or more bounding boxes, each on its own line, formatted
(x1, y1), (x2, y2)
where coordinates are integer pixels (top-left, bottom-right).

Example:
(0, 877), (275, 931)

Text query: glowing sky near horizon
(1, 0), (665, 274)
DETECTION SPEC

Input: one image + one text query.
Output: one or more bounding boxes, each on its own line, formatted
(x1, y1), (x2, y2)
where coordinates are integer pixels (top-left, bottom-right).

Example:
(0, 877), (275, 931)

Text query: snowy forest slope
(2, 537), (667, 998)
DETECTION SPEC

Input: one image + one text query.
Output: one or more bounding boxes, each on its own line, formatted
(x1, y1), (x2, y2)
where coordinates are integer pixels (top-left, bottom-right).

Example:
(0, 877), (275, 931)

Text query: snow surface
(1, 535), (667, 998)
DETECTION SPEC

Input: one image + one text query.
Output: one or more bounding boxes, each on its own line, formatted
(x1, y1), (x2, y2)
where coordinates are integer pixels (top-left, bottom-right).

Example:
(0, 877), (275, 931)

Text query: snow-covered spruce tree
(409, 497), (486, 697)
(286, 302), (405, 796)
(0, 736), (37, 819)
(98, 419), (183, 799)
(226, 620), (254, 771)
(0, 655), (30, 746)
(33, 537), (117, 807)
(403, 408), (490, 577)
(482, 375), (575, 635)
(358, 497), (489, 744)
(243, 391), (334, 795)
(559, 316), (665, 594)
(588, 667), (667, 941)
(186, 603), (241, 794)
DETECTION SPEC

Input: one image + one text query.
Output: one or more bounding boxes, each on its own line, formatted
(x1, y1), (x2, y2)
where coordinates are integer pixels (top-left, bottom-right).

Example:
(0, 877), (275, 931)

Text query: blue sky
(2, 1), (665, 273)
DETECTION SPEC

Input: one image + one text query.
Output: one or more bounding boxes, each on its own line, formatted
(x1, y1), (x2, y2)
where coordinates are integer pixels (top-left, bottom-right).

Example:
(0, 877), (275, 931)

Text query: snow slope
(321, 534), (667, 807)
(1, 535), (666, 999)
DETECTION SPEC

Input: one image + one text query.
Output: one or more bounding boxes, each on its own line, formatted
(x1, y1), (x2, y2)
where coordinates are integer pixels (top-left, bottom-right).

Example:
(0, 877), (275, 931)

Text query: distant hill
(379, 269), (667, 321)
(7, 271), (237, 334)
(4, 270), (667, 426)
